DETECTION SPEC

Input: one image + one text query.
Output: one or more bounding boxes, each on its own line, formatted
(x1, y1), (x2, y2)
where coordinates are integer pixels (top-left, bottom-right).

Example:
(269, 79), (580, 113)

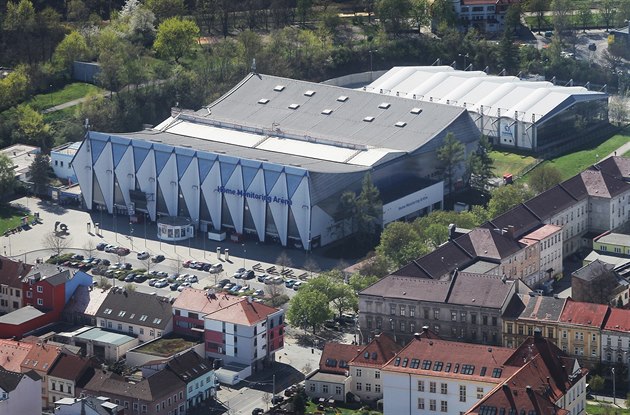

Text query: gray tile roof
(0, 305), (44, 325)
(95, 288), (172, 330)
(0, 366), (24, 392)
(517, 295), (567, 322)
(165, 350), (213, 383)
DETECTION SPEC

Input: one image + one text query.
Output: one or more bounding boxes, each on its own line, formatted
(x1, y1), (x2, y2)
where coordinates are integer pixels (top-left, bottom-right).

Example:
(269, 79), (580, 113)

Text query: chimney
(507, 225), (515, 239)
(533, 328), (543, 340)
(448, 224), (456, 240)
(414, 333), (421, 340)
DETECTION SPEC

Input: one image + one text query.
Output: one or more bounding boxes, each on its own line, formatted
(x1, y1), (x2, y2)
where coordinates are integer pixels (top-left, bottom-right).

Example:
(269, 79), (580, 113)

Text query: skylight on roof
(258, 98), (270, 105)
(411, 108), (423, 115)
(304, 90), (316, 97)
(274, 85), (285, 91)
(395, 121), (407, 128)
(363, 116), (375, 122)
(379, 102), (391, 109)
(288, 103), (300, 110)
(337, 96), (349, 102)
(321, 109), (333, 115)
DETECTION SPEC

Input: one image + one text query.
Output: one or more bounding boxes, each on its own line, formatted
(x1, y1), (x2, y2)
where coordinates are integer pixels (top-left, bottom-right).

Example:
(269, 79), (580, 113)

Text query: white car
(177, 282), (192, 292)
(209, 263), (223, 273)
(184, 275), (198, 283)
(154, 278), (169, 288)
(136, 251), (150, 260)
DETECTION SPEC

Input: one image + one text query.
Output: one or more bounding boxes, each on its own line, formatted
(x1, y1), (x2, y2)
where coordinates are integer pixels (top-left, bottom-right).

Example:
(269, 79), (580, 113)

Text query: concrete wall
(0, 373), (41, 415)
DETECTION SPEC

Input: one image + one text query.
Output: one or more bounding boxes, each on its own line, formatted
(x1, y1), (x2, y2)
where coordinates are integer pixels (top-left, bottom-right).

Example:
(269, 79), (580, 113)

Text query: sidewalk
(605, 140), (630, 160)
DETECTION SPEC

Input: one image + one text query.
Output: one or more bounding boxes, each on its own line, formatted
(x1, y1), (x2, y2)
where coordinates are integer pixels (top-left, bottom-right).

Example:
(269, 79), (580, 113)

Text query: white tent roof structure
(366, 66), (607, 125)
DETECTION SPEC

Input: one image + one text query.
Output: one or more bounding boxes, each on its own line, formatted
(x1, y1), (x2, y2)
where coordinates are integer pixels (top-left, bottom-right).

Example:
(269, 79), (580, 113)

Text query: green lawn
(586, 402), (630, 414)
(43, 106), (78, 124)
(305, 401), (381, 415)
(490, 151), (537, 177)
(540, 132), (630, 181)
(0, 204), (33, 234)
(28, 83), (103, 111)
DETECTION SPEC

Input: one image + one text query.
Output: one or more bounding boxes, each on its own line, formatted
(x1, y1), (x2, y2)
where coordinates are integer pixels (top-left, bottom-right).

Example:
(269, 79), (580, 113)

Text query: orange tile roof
(0, 256), (32, 288)
(560, 298), (609, 328)
(0, 339), (33, 372)
(349, 334), (401, 368)
(604, 307), (630, 332)
(174, 288), (280, 326)
(383, 338), (517, 383)
(319, 343), (361, 375)
(521, 224), (562, 241)
(20, 342), (64, 374)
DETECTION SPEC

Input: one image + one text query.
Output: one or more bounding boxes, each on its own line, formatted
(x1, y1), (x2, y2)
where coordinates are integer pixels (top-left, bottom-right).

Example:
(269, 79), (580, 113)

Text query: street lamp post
(612, 367), (616, 406)
(459, 53), (469, 70)
(369, 49), (378, 79)
(242, 243), (246, 268)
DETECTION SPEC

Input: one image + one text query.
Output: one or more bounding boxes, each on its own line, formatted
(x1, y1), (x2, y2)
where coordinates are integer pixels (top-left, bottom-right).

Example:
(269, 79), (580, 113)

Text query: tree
(154, 17), (200, 63)
(53, 31), (90, 75)
(83, 240), (97, 258)
(28, 153), (52, 196)
(601, 0), (618, 31)
(437, 132), (465, 196)
(410, 0), (430, 29)
(287, 289), (331, 333)
(303, 257), (320, 277)
(528, 164), (563, 194)
(0, 155), (16, 200)
(276, 251), (293, 272)
(357, 254), (390, 278)
(12, 105), (52, 150)
(486, 183), (534, 218)
(467, 135), (494, 192)
(330, 283), (358, 317)
(376, 0), (411, 34)
(293, 386), (307, 415)
(355, 173), (382, 249)
(498, 31), (518, 73)
(526, 0), (547, 33)
(296, 0), (312, 26)
(348, 273), (379, 292)
(577, 1), (592, 31)
(589, 374), (605, 392)
(43, 231), (71, 256)
(376, 221), (428, 269)
(146, 0), (186, 23)
(551, 0), (572, 37)
(430, 0), (457, 30)
(609, 96), (628, 125)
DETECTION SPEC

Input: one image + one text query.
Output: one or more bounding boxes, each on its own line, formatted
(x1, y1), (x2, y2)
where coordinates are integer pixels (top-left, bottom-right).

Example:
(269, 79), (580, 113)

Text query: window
(390, 305), (396, 315)
(434, 309), (440, 320)
(492, 368), (502, 378)
(441, 401), (448, 412)
(430, 382), (436, 393)
(375, 384), (381, 393)
(430, 399), (437, 411)
(26, 291), (32, 298)
(410, 306), (416, 317)
(323, 385), (329, 394)
(418, 379), (425, 391)
(335, 386), (342, 395)
(418, 398), (425, 410)
(37, 286), (43, 293)
(507, 323), (513, 334)
(440, 383), (447, 394)
(451, 311), (457, 321)
(477, 387), (484, 399)
(461, 364), (475, 375)
(460, 385), (466, 402)
(51, 382), (56, 391)
(471, 314), (477, 324)
(356, 369), (362, 377)
(400, 305), (406, 316)
(482, 316), (488, 325)
(356, 383), (362, 391)
(492, 317), (498, 326)
(433, 361), (443, 371)
(366, 383), (372, 392)
(37, 298), (43, 306)
(375, 371), (380, 379)
(422, 360), (432, 370)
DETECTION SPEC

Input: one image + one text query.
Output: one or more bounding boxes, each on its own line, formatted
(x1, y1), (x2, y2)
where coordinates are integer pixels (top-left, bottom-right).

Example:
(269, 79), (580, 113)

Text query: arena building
(71, 73), (480, 250)
(365, 66), (609, 153)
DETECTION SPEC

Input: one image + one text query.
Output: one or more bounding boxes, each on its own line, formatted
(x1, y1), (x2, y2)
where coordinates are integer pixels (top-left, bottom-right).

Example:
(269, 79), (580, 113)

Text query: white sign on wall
(382, 181), (444, 225)
(499, 118), (516, 145)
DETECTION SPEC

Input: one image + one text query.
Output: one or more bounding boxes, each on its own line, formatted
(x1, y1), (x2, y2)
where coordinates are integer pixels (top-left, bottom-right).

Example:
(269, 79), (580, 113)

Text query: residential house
(172, 289), (284, 373)
(80, 368), (186, 415)
(22, 266), (93, 315)
(0, 305), (51, 339)
(0, 256), (32, 314)
(558, 298), (610, 368)
(47, 353), (95, 407)
(359, 271), (521, 345)
(94, 287), (173, 342)
(348, 334), (402, 403)
(601, 308), (630, 366)
(383, 331), (587, 415)
(0, 365), (42, 415)
(519, 224), (563, 284)
(62, 285), (111, 326)
(54, 326), (139, 363)
(20, 341), (69, 408)
(466, 334), (588, 415)
(50, 142), (80, 183)
(305, 342), (359, 403)
(54, 395), (124, 415)
(141, 350), (217, 411)
(451, 0), (521, 33)
(593, 231), (630, 257)
(0, 339), (34, 372)
(0, 143), (40, 182)
(572, 260), (630, 306)
(502, 294), (566, 348)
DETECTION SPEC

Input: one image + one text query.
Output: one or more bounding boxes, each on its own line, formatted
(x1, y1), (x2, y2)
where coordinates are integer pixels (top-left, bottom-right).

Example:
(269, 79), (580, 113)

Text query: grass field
(0, 204), (33, 234)
(540, 132), (630, 181)
(305, 401), (381, 415)
(134, 337), (197, 356)
(586, 403), (630, 414)
(490, 151), (537, 177)
(28, 83), (103, 112)
(43, 106), (79, 124)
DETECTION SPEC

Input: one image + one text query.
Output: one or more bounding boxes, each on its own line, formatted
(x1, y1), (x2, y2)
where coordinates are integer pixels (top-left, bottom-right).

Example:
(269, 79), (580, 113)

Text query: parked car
(184, 275), (198, 283)
(176, 274), (188, 282)
(183, 260), (194, 268)
(137, 251), (150, 260)
(100, 259), (111, 266)
(148, 278), (158, 286)
(252, 408), (264, 415)
(157, 271), (169, 278)
(229, 285), (242, 293)
(257, 274), (268, 283)
(116, 247), (130, 256)
(133, 274), (147, 283)
(170, 283), (181, 291)
(178, 282), (192, 291)
(233, 268), (246, 279)
(72, 254), (84, 260)
(218, 279), (230, 287)
(264, 276), (275, 284)
(154, 279), (169, 288)
(241, 270), (255, 280)
(271, 396), (284, 405)
(223, 283), (234, 291)
(96, 242), (107, 251)
(209, 263), (223, 273)
(253, 289), (264, 297)
(292, 281), (303, 290)
(284, 279), (296, 288)
(104, 245), (117, 253)
(124, 274), (136, 282)
(272, 276), (283, 285)
(152, 254), (165, 263)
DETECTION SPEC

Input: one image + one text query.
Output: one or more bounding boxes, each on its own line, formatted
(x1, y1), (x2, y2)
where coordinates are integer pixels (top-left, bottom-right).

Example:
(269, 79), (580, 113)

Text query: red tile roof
(349, 334), (401, 368)
(603, 308), (630, 332)
(48, 353), (92, 381)
(0, 339), (33, 372)
(0, 256), (32, 288)
(174, 288), (281, 326)
(559, 298), (609, 328)
(319, 343), (360, 375)
(20, 342), (64, 374)
(383, 338), (517, 383)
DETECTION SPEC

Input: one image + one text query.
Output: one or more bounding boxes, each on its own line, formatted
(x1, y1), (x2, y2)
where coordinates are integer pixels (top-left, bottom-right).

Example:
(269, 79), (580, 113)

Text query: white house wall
(114, 145), (135, 208)
(93, 141), (114, 213)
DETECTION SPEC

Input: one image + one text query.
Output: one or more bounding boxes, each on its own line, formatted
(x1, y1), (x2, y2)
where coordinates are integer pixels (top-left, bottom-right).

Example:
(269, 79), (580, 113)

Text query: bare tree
(264, 283), (287, 306)
(303, 257), (320, 278)
(83, 239), (96, 258)
(43, 232), (72, 257)
(143, 257), (153, 273)
(301, 363), (313, 374)
(262, 392), (271, 410)
(276, 251), (292, 273)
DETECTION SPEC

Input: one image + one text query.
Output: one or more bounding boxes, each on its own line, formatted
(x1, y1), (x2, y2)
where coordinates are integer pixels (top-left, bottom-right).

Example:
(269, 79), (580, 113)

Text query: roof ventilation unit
(258, 98), (269, 104)
(411, 108), (422, 114)
(363, 116), (375, 122)
(321, 109), (333, 115)
(288, 103), (300, 110)
(337, 96), (349, 102)
(378, 102), (391, 109)
(273, 85), (285, 92)
(395, 121), (407, 128)
(304, 90), (316, 97)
